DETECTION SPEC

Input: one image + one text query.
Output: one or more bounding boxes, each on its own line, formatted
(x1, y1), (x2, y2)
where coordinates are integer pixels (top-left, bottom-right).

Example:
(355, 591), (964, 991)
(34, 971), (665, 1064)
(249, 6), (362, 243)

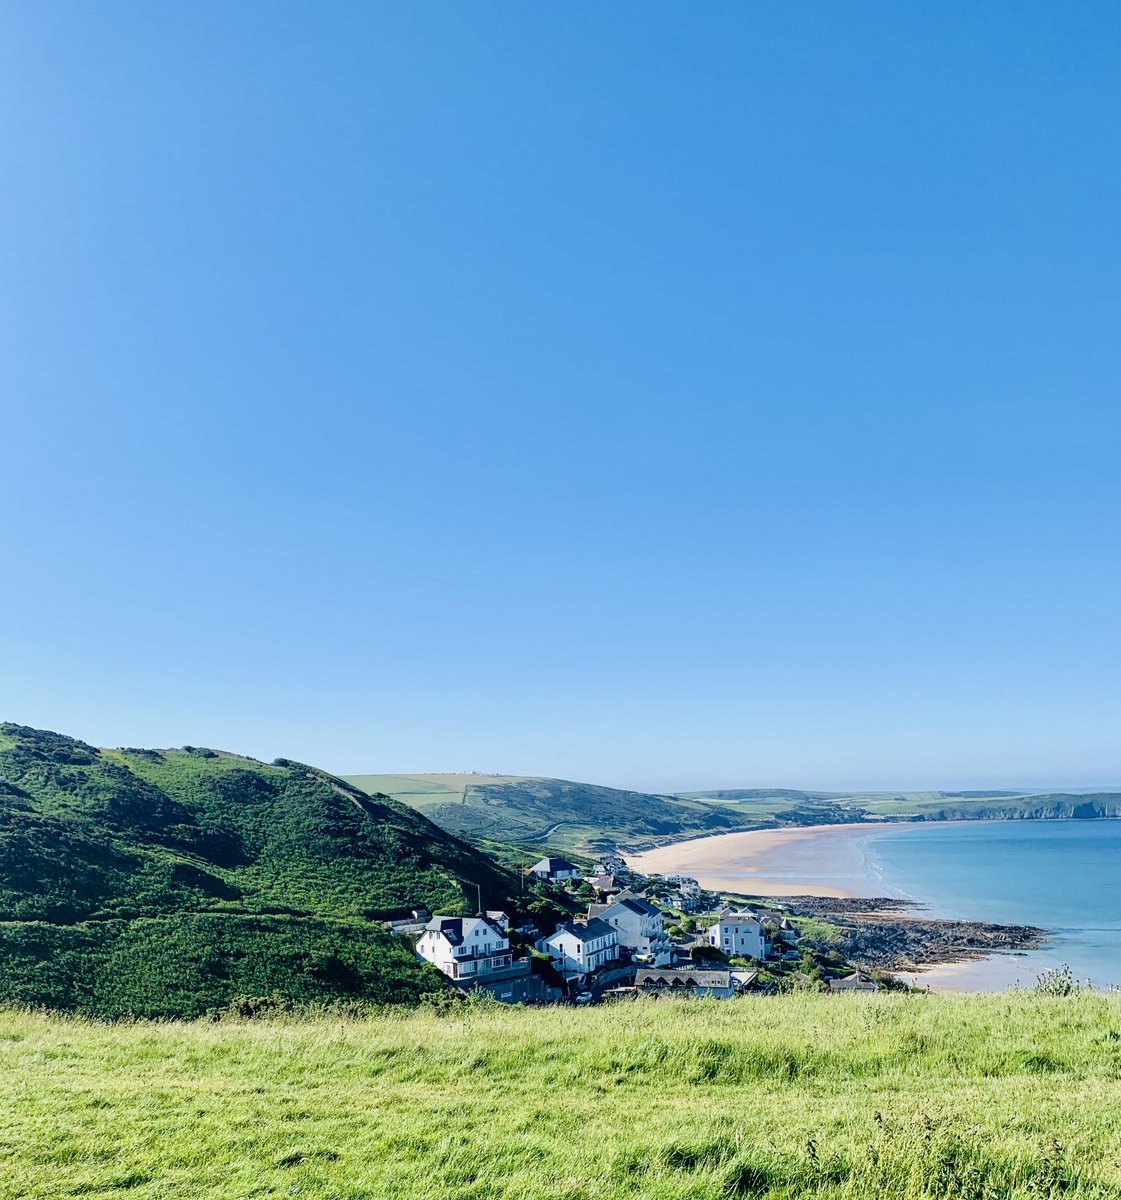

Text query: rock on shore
(777, 896), (1048, 971)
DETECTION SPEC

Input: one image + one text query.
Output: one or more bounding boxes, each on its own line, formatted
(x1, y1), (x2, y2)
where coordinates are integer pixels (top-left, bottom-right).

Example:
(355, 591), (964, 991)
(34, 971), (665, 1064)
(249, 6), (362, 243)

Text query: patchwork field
(346, 771), (1121, 856)
(5, 992), (1121, 1199)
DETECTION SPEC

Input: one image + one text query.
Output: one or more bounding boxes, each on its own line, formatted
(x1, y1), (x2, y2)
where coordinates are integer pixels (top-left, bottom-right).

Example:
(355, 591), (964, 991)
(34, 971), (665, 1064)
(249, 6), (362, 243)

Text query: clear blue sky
(2, 3), (1118, 792)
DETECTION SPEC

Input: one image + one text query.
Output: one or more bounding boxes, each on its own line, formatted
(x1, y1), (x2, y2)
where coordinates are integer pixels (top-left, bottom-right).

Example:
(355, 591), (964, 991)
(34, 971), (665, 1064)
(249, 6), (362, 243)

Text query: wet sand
(628, 823), (911, 898)
(895, 956), (1043, 992)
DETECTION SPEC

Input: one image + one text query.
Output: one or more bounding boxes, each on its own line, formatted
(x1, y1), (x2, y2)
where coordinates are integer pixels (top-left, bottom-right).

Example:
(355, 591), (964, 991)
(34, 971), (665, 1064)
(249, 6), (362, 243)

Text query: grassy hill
(0, 724), (519, 1017)
(343, 772), (761, 855)
(5, 992), (1121, 1198)
(348, 772), (1121, 855)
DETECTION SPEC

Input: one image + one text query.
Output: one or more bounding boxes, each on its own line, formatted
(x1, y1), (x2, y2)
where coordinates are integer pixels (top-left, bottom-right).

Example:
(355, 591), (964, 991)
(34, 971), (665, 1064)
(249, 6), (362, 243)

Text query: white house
(527, 856), (581, 883)
(592, 894), (673, 966)
(707, 910), (769, 960)
(539, 918), (619, 977)
(416, 914), (513, 981)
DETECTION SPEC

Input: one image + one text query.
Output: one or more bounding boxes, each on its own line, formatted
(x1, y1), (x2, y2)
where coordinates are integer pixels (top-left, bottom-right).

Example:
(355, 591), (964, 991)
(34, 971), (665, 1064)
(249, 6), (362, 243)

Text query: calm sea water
(862, 820), (1121, 989)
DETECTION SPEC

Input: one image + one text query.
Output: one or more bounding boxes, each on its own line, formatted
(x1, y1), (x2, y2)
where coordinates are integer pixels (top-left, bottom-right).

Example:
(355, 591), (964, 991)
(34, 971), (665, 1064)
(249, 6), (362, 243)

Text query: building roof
(613, 896), (661, 917)
(552, 917), (617, 944)
(636, 968), (732, 988)
(424, 914), (506, 946)
(530, 856), (579, 873)
(714, 910), (762, 925)
(828, 972), (877, 991)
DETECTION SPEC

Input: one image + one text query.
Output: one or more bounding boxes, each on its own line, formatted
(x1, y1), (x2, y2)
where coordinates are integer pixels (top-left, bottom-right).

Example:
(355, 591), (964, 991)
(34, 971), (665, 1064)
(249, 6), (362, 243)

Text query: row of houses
(414, 886), (814, 998)
(411, 853), (878, 999)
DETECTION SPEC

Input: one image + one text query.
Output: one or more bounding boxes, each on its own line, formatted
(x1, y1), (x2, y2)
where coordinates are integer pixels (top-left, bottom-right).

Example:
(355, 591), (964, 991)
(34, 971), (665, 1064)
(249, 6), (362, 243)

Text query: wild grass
(4, 992), (1121, 1198)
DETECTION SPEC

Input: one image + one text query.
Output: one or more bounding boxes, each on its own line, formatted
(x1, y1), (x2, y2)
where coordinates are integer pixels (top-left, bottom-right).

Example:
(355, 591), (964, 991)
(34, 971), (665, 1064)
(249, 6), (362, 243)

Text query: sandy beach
(893, 956), (1044, 992)
(628, 823), (1055, 993)
(628, 822), (911, 898)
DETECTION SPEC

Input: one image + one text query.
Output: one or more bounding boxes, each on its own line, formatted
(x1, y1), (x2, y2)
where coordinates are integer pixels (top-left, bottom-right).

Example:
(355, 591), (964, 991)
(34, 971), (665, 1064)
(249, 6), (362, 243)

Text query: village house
(593, 853), (627, 875)
(539, 918), (619, 977)
(635, 967), (737, 999)
(527, 856), (581, 883)
(828, 971), (878, 993)
(707, 909), (770, 960)
(587, 872), (620, 897)
(761, 913), (800, 945)
(416, 914), (513, 981)
(590, 893), (673, 966)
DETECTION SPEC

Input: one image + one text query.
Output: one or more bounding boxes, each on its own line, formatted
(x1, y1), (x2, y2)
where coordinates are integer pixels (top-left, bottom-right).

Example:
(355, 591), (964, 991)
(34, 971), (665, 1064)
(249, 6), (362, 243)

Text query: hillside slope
(343, 773), (759, 854)
(347, 773), (1121, 855)
(0, 724), (518, 1017)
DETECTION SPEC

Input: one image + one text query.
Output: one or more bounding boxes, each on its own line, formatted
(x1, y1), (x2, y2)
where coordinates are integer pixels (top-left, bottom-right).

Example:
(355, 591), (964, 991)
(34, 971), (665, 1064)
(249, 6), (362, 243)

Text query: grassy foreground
(4, 994), (1121, 1199)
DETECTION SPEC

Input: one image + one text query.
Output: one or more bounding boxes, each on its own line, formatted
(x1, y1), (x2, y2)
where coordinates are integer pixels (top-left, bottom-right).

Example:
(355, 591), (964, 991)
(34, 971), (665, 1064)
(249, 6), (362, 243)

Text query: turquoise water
(864, 820), (1121, 989)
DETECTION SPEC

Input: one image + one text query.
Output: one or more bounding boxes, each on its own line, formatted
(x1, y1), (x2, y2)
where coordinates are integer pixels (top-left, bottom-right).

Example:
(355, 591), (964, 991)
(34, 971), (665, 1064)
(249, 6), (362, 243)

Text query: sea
(859, 819), (1121, 990)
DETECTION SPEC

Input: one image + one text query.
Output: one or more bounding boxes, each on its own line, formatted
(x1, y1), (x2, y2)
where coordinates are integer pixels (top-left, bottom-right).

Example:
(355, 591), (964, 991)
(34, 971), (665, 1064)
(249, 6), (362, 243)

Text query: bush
(1034, 963), (1086, 996)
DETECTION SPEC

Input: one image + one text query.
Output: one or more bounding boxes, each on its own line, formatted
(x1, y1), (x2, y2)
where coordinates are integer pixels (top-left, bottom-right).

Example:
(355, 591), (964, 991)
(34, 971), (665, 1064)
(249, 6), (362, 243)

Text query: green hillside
(348, 771), (1121, 854)
(0, 724), (519, 1017)
(5, 992), (1121, 1199)
(344, 772), (761, 854)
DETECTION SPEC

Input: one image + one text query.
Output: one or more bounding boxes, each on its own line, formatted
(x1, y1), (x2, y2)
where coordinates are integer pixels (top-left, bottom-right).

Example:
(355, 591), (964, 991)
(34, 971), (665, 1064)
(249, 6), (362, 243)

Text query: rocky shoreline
(773, 896), (1049, 972)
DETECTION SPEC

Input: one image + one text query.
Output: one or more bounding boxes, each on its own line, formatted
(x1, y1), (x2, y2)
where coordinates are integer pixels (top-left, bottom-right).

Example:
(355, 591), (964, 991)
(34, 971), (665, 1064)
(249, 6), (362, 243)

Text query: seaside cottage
(761, 914), (801, 946)
(828, 971), (878, 993)
(527, 856), (582, 883)
(416, 914), (513, 981)
(539, 919), (619, 977)
(589, 894), (674, 966)
(588, 873), (620, 896)
(635, 967), (736, 999)
(706, 910), (769, 960)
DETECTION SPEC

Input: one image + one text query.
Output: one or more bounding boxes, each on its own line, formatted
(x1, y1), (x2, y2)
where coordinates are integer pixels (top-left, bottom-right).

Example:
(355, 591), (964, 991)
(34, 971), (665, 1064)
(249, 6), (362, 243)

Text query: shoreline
(627, 821), (914, 898)
(627, 822), (1051, 991)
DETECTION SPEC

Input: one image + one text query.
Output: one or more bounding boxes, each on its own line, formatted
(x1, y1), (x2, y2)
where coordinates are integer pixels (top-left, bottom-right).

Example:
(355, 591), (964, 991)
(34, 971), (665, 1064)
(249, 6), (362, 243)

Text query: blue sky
(2, 3), (1118, 791)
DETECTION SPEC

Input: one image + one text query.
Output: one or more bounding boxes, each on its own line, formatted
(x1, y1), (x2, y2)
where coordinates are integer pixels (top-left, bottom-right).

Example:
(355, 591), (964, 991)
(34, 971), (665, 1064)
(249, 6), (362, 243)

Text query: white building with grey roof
(416, 914), (513, 981)
(590, 894), (673, 966)
(539, 918), (619, 977)
(527, 856), (581, 882)
(706, 910), (769, 960)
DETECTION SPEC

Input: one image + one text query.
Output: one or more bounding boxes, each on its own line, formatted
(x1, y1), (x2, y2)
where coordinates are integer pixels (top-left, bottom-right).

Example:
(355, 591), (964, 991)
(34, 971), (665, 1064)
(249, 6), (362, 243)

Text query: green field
(5, 992), (1121, 1199)
(345, 772), (1121, 856)
(342, 773), (770, 855)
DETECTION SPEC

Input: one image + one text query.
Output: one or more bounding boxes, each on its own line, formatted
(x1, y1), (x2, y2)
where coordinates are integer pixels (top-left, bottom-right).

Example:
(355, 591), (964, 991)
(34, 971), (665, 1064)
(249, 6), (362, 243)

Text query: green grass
(4, 993), (1121, 1199)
